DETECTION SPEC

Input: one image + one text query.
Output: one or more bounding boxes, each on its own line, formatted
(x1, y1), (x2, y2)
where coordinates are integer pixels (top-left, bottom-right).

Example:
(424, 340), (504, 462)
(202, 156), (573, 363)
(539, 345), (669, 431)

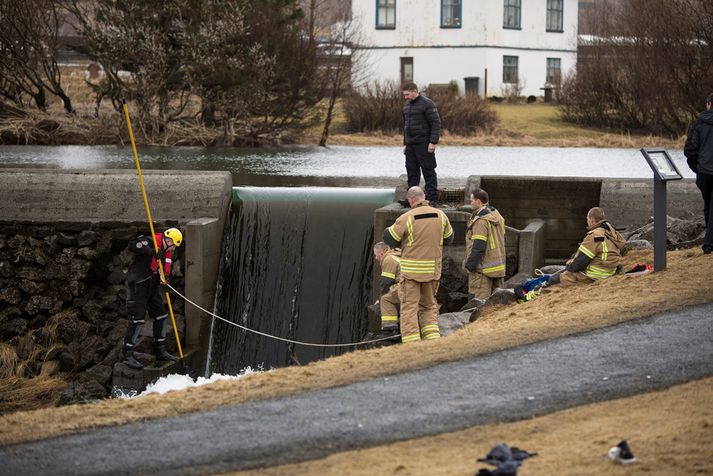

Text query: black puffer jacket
(403, 94), (441, 145)
(684, 109), (713, 175)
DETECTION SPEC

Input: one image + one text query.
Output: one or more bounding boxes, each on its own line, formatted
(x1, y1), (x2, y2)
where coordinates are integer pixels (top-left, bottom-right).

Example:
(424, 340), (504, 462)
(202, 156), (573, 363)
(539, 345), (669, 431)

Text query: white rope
(165, 283), (401, 348)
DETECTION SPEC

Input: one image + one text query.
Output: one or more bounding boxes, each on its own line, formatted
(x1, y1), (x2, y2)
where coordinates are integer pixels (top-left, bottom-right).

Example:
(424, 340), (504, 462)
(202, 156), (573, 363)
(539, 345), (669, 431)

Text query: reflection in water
(208, 187), (394, 373)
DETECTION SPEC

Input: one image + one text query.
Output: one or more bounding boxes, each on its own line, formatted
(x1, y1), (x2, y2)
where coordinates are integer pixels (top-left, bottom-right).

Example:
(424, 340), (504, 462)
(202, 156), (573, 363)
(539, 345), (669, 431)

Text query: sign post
(640, 148), (683, 271)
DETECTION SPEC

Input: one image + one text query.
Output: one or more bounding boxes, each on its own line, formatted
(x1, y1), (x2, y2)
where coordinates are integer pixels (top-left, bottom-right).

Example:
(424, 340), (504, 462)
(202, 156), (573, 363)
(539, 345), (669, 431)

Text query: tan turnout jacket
(386, 200), (454, 282)
(465, 207), (506, 278)
(577, 220), (625, 279)
(380, 248), (402, 292)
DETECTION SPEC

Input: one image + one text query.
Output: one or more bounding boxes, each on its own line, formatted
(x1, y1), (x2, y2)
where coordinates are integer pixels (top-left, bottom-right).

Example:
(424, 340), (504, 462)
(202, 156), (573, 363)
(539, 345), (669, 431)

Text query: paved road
(2, 304), (712, 476)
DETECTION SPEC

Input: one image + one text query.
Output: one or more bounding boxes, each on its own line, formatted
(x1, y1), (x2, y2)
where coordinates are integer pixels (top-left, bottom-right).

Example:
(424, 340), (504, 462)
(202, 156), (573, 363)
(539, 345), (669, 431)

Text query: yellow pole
(122, 99), (185, 362)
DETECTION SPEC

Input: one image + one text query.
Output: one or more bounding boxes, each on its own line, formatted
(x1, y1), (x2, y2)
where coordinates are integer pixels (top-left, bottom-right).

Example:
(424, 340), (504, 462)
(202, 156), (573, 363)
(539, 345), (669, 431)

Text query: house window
(503, 56), (518, 84)
(546, 58), (561, 85)
(400, 57), (413, 83)
(503, 0), (521, 29)
(441, 0), (462, 28)
(376, 0), (396, 29)
(546, 0), (564, 32)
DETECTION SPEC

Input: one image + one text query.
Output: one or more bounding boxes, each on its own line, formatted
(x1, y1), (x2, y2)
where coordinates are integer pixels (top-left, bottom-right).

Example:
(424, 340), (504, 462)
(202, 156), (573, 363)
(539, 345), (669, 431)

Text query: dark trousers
(405, 142), (438, 203)
(696, 172), (713, 249)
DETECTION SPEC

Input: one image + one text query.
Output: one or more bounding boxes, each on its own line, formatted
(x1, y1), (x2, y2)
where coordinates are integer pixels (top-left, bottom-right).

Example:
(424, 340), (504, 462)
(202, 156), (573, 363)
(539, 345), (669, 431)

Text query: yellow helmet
(164, 228), (183, 247)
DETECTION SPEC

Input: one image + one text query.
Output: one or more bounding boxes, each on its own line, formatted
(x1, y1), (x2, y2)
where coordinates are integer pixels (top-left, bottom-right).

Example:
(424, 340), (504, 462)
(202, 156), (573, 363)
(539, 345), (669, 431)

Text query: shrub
(343, 80), (498, 135)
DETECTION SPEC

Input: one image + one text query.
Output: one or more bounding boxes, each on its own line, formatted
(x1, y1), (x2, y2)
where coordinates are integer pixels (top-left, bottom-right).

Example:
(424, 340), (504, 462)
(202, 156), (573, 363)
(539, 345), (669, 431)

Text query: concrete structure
(352, 0), (578, 97)
(0, 169), (232, 384)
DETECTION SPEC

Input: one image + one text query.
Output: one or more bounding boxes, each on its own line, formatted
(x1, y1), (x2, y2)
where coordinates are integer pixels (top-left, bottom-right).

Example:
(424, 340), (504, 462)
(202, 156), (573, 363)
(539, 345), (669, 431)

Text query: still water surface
(0, 145), (693, 187)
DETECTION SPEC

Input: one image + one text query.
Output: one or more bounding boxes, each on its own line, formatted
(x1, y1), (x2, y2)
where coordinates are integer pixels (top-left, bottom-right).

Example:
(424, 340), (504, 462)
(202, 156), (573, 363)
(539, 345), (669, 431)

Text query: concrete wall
(0, 168), (232, 386)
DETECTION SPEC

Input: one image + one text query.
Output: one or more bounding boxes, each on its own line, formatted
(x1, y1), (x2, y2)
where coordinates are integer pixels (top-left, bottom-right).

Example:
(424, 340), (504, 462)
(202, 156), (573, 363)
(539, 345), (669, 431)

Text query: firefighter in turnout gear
(373, 242), (401, 333)
(123, 228), (183, 369)
(463, 188), (506, 299)
(383, 187), (454, 343)
(549, 207), (625, 287)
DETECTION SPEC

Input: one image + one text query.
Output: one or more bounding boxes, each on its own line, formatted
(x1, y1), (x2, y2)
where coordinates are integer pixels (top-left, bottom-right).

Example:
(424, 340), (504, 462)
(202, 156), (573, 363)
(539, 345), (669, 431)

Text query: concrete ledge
(0, 168), (232, 222)
(517, 219), (546, 274)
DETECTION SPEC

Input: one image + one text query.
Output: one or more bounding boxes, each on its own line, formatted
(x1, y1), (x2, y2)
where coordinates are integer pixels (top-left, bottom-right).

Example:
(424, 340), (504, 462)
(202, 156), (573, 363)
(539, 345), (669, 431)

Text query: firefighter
(463, 188), (506, 299)
(548, 207), (625, 287)
(383, 187), (454, 343)
(123, 228), (183, 369)
(373, 242), (401, 334)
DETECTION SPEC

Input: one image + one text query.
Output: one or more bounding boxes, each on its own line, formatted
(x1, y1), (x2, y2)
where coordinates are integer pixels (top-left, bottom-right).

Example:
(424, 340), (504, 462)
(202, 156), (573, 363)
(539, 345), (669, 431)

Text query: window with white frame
(546, 58), (561, 85)
(400, 57), (413, 82)
(503, 56), (519, 83)
(441, 0), (461, 28)
(503, 0), (521, 29)
(547, 0), (564, 32)
(376, 0), (396, 29)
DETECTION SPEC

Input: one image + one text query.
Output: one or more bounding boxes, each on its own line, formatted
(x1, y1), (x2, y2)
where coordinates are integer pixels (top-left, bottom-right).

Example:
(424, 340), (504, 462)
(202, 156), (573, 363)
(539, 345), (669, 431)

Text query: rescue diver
(123, 228), (183, 369)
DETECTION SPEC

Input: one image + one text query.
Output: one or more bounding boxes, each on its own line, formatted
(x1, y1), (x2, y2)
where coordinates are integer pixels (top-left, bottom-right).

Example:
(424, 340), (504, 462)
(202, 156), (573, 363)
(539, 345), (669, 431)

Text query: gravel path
(2, 303), (712, 476)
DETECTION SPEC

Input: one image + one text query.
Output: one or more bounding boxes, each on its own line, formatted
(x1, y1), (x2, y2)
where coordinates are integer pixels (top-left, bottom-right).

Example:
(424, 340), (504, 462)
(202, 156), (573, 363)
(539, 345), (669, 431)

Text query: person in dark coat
(123, 228), (183, 369)
(684, 92), (713, 254)
(401, 81), (442, 207)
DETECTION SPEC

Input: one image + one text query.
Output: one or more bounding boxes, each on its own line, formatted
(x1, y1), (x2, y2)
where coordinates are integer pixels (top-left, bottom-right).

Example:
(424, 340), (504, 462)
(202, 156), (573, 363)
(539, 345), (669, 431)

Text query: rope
(165, 283), (402, 348)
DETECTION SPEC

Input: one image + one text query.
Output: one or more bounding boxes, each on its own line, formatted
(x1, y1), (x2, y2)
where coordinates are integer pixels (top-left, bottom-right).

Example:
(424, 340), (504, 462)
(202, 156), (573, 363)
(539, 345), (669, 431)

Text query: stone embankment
(0, 222), (184, 404)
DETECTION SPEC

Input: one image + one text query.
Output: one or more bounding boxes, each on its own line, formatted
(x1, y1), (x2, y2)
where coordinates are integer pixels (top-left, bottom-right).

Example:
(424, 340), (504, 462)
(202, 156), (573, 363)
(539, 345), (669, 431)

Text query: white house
(351, 0), (578, 98)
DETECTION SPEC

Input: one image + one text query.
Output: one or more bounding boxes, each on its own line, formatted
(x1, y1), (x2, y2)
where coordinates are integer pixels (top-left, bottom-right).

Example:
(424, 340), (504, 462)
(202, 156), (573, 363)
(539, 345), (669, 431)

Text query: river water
(0, 144), (694, 187)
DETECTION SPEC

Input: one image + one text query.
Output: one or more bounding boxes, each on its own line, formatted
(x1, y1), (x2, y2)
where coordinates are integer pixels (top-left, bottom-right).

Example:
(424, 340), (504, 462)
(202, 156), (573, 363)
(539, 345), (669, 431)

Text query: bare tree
(0, 0), (73, 112)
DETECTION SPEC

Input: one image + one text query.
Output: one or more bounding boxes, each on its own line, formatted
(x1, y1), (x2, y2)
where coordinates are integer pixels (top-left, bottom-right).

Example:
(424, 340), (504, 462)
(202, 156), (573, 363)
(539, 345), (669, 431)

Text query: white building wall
(352, 0), (578, 97)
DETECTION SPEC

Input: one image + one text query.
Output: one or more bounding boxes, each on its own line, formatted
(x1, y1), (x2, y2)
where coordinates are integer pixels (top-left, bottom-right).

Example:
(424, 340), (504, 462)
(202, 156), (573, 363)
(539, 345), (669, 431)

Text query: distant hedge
(343, 81), (497, 135)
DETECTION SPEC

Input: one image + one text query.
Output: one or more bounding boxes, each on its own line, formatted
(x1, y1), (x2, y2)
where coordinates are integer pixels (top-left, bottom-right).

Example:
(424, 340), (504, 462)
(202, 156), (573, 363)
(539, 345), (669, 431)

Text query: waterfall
(208, 187), (394, 373)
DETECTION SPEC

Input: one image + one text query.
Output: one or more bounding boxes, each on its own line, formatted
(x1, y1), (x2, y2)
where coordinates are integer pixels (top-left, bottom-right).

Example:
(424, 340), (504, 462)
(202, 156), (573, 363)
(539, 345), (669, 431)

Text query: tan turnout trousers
(398, 279), (440, 342)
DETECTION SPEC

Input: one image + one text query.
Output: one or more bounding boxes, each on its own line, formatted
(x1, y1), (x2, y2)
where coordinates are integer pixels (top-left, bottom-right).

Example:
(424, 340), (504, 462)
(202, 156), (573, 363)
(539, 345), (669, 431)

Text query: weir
(208, 187), (394, 373)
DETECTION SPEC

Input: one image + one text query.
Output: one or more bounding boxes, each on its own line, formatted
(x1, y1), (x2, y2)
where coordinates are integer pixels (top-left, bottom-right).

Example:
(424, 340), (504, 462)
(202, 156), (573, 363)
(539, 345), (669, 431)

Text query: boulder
(59, 380), (107, 405)
(56, 232), (77, 247)
(438, 311), (471, 337)
(0, 316), (28, 339)
(77, 230), (97, 247)
(25, 295), (62, 315)
(460, 297), (485, 312)
(56, 310), (90, 344)
(81, 364), (113, 387)
(469, 288), (517, 322)
(0, 286), (21, 306)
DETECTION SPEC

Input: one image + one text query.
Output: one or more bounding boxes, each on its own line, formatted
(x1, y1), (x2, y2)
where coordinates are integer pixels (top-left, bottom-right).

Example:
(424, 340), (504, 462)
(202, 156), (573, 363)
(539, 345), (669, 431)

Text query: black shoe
(703, 245), (713, 254)
(608, 439), (636, 464)
(154, 345), (180, 362)
(397, 199), (410, 208)
(124, 351), (144, 370)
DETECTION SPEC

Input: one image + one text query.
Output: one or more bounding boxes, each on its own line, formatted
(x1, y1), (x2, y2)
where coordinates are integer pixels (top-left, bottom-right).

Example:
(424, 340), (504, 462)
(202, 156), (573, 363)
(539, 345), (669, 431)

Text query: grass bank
(1, 248), (711, 447)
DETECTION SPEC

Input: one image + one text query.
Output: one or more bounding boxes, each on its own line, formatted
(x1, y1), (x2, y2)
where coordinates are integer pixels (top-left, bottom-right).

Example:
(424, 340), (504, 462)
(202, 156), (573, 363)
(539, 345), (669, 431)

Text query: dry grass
(237, 377), (713, 476)
(0, 248), (710, 447)
(0, 343), (18, 379)
(0, 376), (65, 416)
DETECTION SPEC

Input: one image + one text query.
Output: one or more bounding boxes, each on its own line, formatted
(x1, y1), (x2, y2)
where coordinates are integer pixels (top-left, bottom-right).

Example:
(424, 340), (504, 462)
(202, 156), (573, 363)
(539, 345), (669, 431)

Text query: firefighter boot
(153, 343), (179, 362)
(123, 349), (144, 370)
(152, 314), (179, 362)
(123, 316), (144, 369)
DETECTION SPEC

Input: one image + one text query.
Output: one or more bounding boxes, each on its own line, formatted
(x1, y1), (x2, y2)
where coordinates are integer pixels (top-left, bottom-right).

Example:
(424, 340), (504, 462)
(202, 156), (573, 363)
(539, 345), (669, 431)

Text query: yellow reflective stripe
(401, 268), (435, 274)
(602, 241), (608, 261)
(585, 265), (616, 279)
(406, 217), (414, 247)
(421, 324), (439, 333)
(423, 333), (441, 340)
(487, 222), (496, 249)
(381, 272), (396, 279)
(381, 315), (398, 322)
(400, 259), (435, 265)
(578, 245), (596, 259)
(482, 264), (506, 274)
(441, 213), (452, 244)
(388, 226), (401, 242)
(402, 333), (421, 343)
(471, 234), (487, 241)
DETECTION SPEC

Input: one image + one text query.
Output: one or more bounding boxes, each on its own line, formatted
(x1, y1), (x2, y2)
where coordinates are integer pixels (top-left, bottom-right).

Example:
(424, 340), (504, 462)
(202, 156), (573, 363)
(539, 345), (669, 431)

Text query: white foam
(117, 368), (259, 399)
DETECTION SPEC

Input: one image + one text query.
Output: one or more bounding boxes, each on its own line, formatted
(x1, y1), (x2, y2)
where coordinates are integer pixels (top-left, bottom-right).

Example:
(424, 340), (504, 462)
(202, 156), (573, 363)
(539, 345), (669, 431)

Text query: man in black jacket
(402, 81), (442, 207)
(684, 93), (713, 254)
